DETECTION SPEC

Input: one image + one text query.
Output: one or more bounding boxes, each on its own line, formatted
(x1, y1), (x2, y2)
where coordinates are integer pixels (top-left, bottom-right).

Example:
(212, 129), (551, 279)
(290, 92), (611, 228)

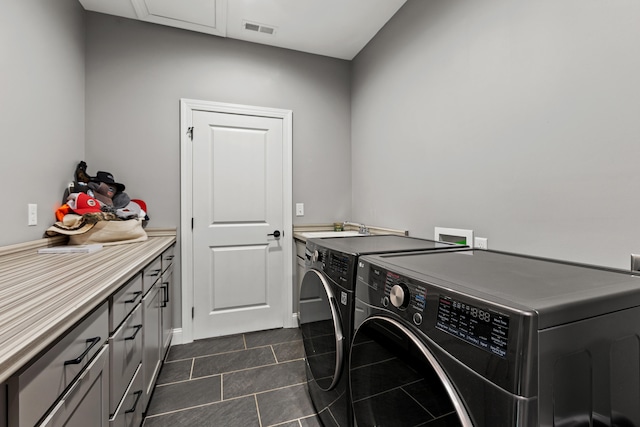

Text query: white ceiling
(78, 0), (407, 60)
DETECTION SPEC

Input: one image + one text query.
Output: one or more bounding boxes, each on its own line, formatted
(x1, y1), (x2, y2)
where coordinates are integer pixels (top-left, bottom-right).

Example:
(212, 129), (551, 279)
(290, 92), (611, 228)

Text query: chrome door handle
(267, 230), (282, 239)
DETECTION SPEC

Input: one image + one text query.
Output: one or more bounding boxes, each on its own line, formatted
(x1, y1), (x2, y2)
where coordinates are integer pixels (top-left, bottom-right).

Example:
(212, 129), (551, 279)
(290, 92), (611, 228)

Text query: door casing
(179, 98), (293, 345)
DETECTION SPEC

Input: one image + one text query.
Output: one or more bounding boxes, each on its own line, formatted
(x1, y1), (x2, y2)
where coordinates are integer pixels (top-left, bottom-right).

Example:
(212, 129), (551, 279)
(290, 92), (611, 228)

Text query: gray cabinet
(8, 303), (108, 427)
(39, 345), (109, 427)
(142, 277), (162, 412)
(108, 273), (143, 425)
(294, 240), (306, 314)
(160, 245), (175, 359)
(1, 383), (6, 427)
(109, 365), (143, 427)
(4, 242), (175, 427)
(141, 245), (175, 414)
(109, 305), (143, 416)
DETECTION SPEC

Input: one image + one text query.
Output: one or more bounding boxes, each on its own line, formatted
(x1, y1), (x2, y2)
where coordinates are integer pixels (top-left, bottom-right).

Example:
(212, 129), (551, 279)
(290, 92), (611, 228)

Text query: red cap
(69, 193), (102, 215)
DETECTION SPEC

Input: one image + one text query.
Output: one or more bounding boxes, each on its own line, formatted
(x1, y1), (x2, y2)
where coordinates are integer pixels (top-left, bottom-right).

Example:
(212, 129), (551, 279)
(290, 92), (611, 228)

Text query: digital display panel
(436, 296), (509, 358)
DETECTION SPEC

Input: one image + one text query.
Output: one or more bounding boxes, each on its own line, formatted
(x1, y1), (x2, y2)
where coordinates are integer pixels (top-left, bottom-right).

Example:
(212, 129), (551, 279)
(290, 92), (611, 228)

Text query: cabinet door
(142, 285), (161, 412)
(39, 345), (109, 427)
(1, 383), (6, 427)
(160, 264), (174, 359)
(109, 364), (143, 427)
(109, 304), (143, 414)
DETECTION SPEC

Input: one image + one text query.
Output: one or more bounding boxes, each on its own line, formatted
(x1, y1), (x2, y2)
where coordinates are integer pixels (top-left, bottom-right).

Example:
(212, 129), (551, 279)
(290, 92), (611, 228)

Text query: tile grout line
(189, 357), (195, 380)
(230, 380), (309, 402)
(144, 393), (253, 419)
(165, 336), (302, 363)
(221, 372), (225, 401)
(254, 394), (263, 427)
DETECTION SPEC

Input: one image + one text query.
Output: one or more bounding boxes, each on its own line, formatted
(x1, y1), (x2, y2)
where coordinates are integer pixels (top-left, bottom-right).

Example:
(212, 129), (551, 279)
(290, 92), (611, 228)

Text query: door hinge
(187, 126), (194, 141)
(192, 307), (195, 319)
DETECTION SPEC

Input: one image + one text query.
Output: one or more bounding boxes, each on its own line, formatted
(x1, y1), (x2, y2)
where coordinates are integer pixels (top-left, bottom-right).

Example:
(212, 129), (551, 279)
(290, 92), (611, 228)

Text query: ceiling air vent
(243, 20), (276, 36)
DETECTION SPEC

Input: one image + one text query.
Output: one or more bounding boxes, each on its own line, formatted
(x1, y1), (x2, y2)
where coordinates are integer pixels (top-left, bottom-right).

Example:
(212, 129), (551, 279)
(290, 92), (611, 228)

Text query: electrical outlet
(632, 254), (640, 272)
(474, 237), (488, 250)
(296, 203), (304, 217)
(28, 204), (37, 226)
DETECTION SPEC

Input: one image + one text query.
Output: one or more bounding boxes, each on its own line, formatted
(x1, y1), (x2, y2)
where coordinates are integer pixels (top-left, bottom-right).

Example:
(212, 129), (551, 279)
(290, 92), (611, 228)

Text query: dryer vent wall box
(435, 227), (473, 247)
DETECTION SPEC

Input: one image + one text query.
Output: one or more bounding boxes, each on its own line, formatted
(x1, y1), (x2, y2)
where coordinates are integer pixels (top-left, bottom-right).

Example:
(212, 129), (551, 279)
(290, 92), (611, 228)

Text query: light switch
(28, 204), (37, 226)
(296, 203), (304, 216)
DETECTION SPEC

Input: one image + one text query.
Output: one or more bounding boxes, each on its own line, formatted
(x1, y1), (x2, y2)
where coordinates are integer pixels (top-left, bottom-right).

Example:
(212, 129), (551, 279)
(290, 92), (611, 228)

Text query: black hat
(93, 171), (125, 192)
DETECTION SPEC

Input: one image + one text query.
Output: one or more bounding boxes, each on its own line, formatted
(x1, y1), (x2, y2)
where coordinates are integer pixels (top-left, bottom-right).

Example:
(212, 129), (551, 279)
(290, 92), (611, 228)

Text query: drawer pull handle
(125, 324), (143, 341)
(125, 291), (143, 304)
(64, 337), (100, 365)
(148, 269), (161, 277)
(161, 282), (170, 306)
(125, 390), (143, 414)
(165, 255), (174, 260)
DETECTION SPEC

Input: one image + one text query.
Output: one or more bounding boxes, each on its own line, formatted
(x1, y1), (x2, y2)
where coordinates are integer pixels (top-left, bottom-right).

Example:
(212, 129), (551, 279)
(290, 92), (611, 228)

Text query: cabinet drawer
(39, 344), (109, 427)
(109, 304), (143, 413)
(109, 364), (143, 427)
(161, 245), (175, 273)
(8, 303), (108, 427)
(295, 240), (305, 259)
(142, 257), (162, 295)
(110, 273), (143, 332)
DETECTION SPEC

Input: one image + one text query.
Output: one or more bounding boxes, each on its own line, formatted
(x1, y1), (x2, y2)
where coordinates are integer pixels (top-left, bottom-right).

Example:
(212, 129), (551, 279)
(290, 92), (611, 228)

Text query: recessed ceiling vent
(243, 20), (276, 36)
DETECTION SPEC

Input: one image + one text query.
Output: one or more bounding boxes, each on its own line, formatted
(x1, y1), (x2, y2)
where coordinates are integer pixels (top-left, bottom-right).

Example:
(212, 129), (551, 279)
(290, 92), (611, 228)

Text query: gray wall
(85, 12), (352, 228)
(351, 0), (640, 269)
(84, 13), (352, 327)
(0, 0), (85, 246)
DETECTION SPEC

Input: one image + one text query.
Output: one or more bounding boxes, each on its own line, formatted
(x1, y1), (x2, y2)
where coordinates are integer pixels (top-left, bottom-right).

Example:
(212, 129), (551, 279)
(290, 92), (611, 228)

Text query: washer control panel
(306, 241), (356, 291)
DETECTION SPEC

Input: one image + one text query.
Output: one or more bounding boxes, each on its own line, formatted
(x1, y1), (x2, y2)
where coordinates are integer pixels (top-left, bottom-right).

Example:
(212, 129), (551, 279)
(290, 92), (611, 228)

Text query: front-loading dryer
(351, 249), (640, 426)
(298, 235), (464, 427)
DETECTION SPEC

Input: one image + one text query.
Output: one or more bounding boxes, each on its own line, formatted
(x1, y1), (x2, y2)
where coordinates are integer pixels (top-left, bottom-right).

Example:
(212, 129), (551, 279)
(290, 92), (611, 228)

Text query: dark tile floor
(142, 328), (322, 427)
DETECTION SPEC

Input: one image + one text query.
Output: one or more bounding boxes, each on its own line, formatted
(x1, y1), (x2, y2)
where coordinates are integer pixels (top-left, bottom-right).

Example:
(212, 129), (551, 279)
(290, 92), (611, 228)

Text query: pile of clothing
(46, 162), (149, 246)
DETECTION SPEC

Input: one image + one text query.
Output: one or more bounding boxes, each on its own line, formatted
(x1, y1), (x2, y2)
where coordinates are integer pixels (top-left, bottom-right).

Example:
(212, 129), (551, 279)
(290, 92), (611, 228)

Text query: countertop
(292, 224), (408, 243)
(0, 230), (176, 384)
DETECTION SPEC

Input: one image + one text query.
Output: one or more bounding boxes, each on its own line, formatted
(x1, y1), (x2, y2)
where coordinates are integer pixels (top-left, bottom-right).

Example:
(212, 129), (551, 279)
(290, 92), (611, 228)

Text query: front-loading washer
(298, 235), (465, 427)
(351, 249), (640, 426)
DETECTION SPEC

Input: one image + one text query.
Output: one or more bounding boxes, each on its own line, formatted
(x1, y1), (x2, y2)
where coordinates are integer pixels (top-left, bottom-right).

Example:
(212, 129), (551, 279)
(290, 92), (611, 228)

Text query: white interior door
(191, 110), (286, 339)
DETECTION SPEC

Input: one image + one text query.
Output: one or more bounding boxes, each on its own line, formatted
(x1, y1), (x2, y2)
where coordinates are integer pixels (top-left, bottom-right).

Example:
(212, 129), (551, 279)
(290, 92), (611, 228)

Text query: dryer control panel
(358, 259), (512, 360)
(436, 296), (510, 359)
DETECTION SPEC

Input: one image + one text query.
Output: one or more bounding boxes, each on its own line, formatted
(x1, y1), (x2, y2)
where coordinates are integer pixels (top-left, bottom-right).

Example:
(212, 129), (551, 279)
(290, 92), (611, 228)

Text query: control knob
(312, 250), (323, 263)
(390, 283), (410, 309)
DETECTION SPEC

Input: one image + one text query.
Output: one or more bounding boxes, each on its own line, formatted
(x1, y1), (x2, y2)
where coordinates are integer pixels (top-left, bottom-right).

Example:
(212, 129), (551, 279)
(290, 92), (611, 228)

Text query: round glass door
(299, 269), (344, 391)
(350, 316), (473, 426)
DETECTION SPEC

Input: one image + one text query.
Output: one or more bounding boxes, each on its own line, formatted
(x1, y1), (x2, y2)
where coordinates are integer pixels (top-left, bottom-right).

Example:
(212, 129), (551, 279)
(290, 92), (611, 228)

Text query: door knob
(267, 230), (282, 238)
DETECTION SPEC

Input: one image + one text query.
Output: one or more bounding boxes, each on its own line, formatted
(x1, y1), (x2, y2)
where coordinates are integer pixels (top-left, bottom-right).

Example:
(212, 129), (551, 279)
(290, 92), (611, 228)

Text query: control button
(413, 313), (423, 326)
(382, 296), (389, 307)
(390, 283), (410, 309)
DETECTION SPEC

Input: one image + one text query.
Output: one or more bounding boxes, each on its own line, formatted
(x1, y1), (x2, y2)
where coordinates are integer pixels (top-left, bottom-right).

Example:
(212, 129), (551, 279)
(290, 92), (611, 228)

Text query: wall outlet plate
(632, 254), (640, 272)
(474, 237), (488, 250)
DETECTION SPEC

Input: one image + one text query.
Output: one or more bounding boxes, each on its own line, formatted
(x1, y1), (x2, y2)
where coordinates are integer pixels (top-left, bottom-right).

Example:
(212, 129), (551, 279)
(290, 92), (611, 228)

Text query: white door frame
(179, 98), (294, 345)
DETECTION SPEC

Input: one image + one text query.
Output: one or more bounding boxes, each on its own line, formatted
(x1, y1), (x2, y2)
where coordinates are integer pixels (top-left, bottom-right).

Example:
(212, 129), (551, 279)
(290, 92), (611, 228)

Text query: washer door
(350, 316), (473, 426)
(299, 269), (344, 391)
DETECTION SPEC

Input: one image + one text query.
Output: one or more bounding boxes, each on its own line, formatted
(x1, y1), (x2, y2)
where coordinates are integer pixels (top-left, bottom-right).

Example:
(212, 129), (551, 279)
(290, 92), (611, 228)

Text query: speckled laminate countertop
(0, 230), (176, 384)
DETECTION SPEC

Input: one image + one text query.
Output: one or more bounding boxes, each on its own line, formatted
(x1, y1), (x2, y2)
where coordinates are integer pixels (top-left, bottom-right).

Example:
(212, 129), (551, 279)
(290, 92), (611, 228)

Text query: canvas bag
(69, 218), (147, 246)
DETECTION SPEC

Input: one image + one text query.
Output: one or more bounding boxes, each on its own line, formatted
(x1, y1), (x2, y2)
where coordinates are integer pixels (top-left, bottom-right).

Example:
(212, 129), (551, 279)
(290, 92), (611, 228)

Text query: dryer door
(299, 269), (345, 391)
(350, 316), (473, 426)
